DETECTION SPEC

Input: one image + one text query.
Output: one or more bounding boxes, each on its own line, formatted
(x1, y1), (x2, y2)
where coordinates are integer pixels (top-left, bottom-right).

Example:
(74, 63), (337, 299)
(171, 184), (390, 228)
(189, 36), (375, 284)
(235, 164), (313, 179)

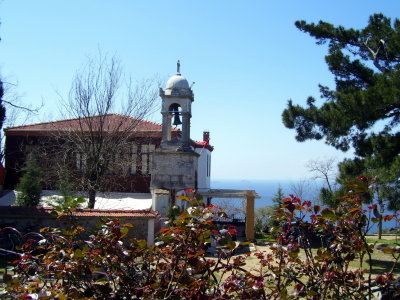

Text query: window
(131, 144), (138, 174)
(140, 143), (155, 175)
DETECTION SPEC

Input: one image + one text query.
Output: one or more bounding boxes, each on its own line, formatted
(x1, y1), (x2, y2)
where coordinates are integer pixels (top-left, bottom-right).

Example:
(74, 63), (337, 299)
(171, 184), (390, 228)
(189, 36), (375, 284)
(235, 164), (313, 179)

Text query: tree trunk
(378, 198), (384, 239)
(88, 188), (96, 209)
(377, 186), (384, 239)
(378, 215), (383, 239)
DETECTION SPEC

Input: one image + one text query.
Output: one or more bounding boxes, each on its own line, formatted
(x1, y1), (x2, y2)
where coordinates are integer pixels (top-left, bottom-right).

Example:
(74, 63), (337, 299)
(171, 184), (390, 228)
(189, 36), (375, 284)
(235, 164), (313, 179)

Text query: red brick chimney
(203, 131), (210, 143)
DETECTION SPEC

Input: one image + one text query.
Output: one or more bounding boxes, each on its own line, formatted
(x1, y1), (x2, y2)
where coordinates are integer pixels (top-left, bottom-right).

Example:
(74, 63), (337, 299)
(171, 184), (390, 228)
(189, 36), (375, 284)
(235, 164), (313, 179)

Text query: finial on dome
(177, 60), (181, 75)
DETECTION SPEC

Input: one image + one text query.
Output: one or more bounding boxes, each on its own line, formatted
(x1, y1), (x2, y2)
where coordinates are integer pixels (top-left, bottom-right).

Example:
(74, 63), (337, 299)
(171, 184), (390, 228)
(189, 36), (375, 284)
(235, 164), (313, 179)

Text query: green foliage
(272, 185), (285, 205)
(282, 13), (400, 209)
(14, 153), (42, 206)
(2, 182), (400, 298)
(56, 166), (74, 201)
(50, 196), (86, 228)
(53, 196), (86, 212)
(319, 186), (340, 207)
(166, 204), (182, 220)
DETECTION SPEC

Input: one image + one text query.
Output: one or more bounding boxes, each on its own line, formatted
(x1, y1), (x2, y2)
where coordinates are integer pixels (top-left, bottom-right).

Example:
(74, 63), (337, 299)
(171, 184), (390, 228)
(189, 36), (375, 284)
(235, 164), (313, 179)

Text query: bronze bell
(173, 112), (182, 126)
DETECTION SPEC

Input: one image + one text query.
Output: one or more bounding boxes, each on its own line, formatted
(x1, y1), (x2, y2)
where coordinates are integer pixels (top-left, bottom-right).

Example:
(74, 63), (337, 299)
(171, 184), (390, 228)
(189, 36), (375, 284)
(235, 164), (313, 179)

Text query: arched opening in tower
(169, 103), (182, 129)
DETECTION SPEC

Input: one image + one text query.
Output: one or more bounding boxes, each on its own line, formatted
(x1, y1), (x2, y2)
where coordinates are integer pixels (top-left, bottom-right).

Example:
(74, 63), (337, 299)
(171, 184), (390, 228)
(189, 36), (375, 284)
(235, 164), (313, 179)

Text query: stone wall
(0, 207), (159, 243)
(151, 151), (199, 190)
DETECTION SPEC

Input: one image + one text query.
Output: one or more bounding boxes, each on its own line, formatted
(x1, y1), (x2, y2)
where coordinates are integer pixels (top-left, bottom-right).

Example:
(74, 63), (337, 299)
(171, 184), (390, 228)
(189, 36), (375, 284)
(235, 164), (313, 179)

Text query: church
(1, 63), (257, 242)
(2, 63), (213, 215)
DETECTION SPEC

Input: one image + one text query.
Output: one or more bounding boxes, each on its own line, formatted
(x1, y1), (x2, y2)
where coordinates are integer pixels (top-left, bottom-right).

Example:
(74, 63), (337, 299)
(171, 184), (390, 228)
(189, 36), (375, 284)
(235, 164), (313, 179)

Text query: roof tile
(5, 114), (166, 133)
(191, 140), (214, 151)
(0, 206), (159, 218)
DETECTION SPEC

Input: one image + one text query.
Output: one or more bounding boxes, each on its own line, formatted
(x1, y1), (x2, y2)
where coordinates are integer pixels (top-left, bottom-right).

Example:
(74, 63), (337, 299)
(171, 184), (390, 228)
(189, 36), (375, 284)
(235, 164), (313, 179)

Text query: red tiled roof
(191, 140), (214, 152)
(4, 114), (213, 149)
(0, 206), (159, 218)
(72, 208), (159, 218)
(4, 114), (171, 135)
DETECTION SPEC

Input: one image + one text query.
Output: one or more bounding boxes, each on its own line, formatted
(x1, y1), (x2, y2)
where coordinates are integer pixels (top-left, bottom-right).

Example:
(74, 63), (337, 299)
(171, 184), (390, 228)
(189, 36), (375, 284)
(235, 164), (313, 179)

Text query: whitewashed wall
(195, 147), (211, 192)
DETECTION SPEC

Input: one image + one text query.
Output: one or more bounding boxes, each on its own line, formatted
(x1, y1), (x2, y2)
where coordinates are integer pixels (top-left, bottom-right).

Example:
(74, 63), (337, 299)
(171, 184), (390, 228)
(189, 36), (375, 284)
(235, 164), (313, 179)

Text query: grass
(368, 257), (400, 275)
(250, 237), (400, 277)
(237, 233), (400, 278)
(362, 237), (400, 274)
(255, 233), (276, 245)
(347, 248), (400, 275)
(366, 238), (400, 247)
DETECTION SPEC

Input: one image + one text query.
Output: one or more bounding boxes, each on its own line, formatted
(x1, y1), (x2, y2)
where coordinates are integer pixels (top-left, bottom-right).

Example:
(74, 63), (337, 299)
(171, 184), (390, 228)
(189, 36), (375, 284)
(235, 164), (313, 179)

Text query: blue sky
(0, 1), (399, 180)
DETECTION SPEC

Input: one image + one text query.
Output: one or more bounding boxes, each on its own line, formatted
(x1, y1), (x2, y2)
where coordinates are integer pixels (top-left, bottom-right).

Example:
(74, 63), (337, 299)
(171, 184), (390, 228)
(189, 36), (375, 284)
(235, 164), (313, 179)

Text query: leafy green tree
(282, 14), (400, 212)
(15, 153), (42, 206)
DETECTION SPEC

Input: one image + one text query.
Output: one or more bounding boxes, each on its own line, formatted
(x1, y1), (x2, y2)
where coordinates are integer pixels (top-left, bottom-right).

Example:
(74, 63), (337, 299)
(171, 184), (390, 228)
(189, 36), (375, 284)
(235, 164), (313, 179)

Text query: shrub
(1, 197), (263, 299)
(1, 179), (400, 299)
(14, 153), (42, 206)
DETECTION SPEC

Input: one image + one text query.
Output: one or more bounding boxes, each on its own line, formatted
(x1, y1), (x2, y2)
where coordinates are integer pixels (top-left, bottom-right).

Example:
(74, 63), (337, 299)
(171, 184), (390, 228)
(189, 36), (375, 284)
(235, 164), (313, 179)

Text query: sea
(211, 178), (399, 234)
(211, 179), (322, 208)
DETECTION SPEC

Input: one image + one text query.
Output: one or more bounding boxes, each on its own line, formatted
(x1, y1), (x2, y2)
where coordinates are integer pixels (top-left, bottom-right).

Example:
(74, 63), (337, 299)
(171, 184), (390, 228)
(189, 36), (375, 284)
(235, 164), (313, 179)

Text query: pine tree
(282, 14), (400, 211)
(15, 153), (42, 206)
(272, 185), (285, 206)
(56, 166), (74, 202)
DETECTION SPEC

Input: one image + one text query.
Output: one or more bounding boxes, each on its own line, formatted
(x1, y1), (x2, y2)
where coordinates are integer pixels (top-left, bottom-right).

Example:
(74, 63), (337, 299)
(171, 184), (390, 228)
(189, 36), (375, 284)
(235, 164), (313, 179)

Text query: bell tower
(151, 61), (199, 193)
(160, 60), (193, 151)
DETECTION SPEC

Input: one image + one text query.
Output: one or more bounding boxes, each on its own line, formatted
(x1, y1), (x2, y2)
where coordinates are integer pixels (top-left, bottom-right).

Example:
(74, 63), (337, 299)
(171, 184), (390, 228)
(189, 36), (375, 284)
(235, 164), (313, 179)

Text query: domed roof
(166, 74), (190, 90)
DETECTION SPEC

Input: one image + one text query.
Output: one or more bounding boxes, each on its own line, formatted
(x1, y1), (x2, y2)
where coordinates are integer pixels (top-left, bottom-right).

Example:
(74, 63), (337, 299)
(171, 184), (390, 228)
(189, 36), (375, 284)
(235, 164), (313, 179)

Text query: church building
(1, 62), (258, 241)
(2, 62), (213, 215)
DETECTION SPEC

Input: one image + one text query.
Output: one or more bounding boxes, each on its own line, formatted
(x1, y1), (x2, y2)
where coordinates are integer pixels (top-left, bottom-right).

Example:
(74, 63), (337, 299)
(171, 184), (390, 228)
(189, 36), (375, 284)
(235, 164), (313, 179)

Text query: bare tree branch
(2, 99), (42, 113)
(51, 54), (158, 208)
(306, 157), (337, 193)
(1, 80), (43, 125)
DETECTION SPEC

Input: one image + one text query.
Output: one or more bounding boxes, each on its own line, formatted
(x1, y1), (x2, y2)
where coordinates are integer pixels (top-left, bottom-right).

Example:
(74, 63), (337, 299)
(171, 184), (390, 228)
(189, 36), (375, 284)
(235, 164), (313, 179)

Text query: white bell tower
(160, 60), (193, 151)
(151, 61), (199, 192)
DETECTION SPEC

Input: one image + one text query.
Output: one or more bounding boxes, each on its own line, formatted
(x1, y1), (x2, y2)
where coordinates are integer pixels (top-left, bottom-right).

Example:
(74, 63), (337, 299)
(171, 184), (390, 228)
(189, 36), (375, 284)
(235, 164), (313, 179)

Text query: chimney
(203, 131), (210, 143)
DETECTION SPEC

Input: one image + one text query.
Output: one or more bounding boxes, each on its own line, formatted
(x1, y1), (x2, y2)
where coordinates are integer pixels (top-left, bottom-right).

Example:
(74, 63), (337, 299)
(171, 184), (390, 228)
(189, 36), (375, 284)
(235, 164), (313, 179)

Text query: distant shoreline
(210, 178), (398, 234)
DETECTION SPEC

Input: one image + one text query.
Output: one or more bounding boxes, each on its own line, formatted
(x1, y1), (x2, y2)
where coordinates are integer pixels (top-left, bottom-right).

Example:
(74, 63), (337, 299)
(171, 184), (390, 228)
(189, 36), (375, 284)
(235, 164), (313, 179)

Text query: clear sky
(0, 1), (399, 180)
